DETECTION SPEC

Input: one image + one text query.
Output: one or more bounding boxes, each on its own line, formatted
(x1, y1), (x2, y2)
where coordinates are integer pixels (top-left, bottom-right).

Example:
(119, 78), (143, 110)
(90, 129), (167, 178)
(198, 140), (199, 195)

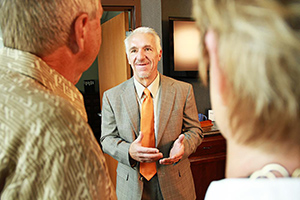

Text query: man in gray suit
(101, 27), (203, 200)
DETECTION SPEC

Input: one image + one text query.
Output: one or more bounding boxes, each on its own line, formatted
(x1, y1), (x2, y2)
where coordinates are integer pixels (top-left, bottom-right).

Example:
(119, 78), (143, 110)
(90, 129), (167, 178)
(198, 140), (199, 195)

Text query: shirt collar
(0, 47), (88, 121)
(134, 73), (160, 99)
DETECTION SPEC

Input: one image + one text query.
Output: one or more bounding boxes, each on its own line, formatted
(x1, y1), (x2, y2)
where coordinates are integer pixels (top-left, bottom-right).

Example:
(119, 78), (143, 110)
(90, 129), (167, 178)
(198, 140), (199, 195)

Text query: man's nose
(137, 50), (145, 60)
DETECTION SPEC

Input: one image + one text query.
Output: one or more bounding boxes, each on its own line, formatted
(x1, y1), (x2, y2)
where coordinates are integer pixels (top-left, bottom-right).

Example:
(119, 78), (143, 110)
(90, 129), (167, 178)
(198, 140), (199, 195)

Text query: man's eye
(145, 48), (152, 51)
(130, 49), (137, 53)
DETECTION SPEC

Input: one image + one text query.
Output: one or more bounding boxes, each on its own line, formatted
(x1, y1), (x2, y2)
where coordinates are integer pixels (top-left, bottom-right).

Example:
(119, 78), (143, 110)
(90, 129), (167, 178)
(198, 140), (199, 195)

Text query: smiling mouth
(136, 63), (149, 65)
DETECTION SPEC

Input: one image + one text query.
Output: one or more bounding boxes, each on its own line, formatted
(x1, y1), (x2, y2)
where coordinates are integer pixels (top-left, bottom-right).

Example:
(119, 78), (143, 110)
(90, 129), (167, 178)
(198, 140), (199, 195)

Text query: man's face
(127, 33), (162, 83)
(74, 2), (103, 84)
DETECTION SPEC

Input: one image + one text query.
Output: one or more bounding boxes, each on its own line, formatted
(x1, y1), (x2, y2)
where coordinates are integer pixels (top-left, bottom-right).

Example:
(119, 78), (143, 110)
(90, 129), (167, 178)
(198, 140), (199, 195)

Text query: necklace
(249, 163), (300, 179)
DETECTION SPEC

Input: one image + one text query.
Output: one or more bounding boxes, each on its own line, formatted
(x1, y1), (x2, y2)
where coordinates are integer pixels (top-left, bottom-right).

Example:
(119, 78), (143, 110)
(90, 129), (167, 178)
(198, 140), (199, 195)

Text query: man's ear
(158, 49), (163, 61)
(74, 13), (89, 52)
(205, 29), (228, 105)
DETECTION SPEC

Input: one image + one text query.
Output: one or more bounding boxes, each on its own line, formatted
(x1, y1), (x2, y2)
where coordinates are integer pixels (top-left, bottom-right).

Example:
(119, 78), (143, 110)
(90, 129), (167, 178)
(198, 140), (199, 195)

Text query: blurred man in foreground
(0, 0), (116, 199)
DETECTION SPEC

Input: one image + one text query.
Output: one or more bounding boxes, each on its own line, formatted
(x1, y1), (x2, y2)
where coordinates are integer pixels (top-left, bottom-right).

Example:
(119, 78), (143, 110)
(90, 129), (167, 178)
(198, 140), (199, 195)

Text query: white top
(205, 178), (300, 200)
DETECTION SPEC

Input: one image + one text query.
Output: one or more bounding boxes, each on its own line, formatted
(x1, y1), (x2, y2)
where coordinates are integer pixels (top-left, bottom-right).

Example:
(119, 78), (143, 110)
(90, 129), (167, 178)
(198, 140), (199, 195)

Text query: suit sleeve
(100, 91), (133, 167)
(181, 84), (204, 159)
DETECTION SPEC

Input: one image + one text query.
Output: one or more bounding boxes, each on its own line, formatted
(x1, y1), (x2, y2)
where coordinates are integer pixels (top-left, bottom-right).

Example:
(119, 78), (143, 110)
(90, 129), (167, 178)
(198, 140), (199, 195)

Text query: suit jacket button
(139, 176), (144, 181)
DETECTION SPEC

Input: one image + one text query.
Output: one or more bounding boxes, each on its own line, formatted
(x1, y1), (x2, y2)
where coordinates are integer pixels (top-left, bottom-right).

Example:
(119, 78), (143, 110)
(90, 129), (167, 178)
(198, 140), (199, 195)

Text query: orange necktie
(140, 88), (156, 181)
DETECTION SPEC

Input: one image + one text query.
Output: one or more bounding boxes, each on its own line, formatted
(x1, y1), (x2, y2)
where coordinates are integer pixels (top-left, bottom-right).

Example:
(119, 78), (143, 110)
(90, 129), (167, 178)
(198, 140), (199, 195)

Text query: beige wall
(141, 0), (163, 73)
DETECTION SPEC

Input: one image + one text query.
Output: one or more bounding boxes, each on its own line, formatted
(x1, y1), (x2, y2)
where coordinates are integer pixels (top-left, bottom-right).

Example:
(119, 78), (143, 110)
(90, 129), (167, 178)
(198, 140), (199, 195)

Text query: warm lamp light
(173, 21), (200, 71)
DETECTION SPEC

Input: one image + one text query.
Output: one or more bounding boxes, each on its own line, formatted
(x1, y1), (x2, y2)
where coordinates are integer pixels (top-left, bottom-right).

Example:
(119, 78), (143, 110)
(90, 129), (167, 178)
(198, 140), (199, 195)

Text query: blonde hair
(193, 0), (300, 152)
(124, 27), (162, 57)
(0, 0), (99, 56)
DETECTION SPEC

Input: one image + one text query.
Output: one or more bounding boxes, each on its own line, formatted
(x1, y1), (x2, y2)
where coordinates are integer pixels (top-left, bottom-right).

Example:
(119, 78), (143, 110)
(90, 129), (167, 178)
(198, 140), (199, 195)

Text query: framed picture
(169, 17), (200, 78)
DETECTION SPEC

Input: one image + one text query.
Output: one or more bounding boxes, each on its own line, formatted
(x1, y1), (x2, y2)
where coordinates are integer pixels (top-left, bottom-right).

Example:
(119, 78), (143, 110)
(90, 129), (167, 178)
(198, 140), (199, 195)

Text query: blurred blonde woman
(193, 0), (300, 199)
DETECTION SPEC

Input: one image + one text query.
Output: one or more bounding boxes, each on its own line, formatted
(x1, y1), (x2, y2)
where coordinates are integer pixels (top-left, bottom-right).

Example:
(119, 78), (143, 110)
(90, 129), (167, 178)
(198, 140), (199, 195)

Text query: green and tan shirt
(0, 47), (116, 200)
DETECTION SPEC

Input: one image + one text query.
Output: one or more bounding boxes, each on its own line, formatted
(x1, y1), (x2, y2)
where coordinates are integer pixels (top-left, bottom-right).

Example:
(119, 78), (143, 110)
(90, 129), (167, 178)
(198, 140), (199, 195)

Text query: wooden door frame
(101, 0), (141, 28)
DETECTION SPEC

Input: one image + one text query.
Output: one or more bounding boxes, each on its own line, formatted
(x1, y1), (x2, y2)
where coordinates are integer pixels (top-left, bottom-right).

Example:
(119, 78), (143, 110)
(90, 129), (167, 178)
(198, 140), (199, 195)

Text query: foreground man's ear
(74, 13), (89, 52)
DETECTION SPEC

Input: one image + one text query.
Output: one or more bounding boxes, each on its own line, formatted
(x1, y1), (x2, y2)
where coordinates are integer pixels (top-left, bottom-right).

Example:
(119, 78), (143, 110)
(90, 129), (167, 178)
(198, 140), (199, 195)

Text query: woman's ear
(205, 29), (219, 71)
(205, 29), (228, 105)
(73, 13), (89, 52)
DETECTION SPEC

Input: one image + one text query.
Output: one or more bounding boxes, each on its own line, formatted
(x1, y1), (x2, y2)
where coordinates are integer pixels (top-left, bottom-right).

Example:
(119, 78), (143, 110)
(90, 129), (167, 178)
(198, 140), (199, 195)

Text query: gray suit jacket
(101, 74), (203, 200)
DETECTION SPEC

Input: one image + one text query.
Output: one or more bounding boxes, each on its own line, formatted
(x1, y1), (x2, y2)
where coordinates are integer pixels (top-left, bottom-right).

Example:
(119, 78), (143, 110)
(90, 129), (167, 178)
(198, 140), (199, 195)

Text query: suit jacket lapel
(156, 75), (176, 145)
(121, 78), (140, 137)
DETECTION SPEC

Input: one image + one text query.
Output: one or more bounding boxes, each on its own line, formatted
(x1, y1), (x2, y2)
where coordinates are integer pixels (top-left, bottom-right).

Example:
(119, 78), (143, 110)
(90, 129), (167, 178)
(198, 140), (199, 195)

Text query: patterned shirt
(0, 48), (116, 200)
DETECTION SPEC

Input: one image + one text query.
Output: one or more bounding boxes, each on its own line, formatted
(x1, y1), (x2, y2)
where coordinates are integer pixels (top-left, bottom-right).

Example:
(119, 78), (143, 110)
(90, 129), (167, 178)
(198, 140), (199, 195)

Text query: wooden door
(98, 12), (130, 189)
(98, 12), (130, 104)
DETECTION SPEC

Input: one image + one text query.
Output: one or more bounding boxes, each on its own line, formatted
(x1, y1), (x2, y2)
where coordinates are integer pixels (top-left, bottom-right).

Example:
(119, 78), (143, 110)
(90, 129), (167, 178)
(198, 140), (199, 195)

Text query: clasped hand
(129, 132), (185, 165)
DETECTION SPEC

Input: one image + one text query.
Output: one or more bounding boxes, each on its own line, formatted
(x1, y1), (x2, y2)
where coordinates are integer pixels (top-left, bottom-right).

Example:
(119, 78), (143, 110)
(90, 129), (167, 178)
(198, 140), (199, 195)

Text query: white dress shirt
(133, 74), (161, 146)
